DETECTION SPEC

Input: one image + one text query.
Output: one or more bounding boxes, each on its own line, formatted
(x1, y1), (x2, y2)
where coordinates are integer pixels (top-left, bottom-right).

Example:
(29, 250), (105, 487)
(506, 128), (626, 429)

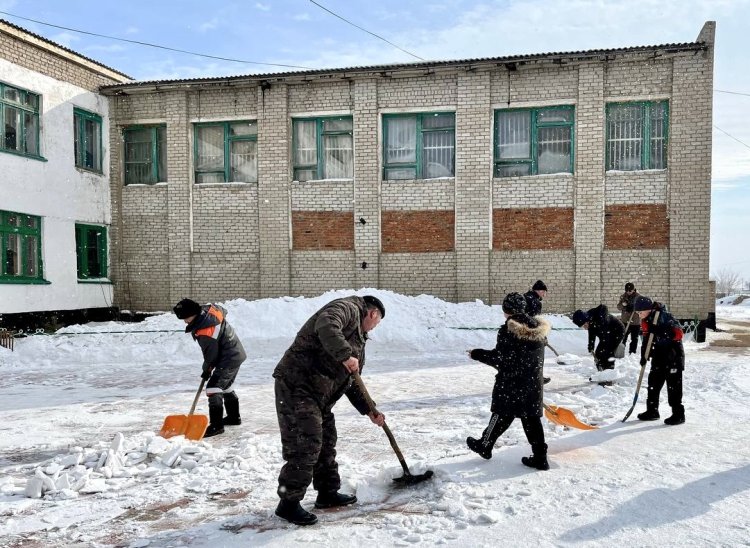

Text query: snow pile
(1, 432), (243, 500)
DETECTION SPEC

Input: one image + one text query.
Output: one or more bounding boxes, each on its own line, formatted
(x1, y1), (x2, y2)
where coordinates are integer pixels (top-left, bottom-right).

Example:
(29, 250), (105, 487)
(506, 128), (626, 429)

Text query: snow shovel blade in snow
(351, 371), (434, 486)
(543, 403), (598, 430)
(159, 379), (209, 441)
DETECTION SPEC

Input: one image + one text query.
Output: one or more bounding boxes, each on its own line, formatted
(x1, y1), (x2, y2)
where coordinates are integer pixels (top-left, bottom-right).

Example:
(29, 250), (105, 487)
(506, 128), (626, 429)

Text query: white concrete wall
(0, 58), (113, 313)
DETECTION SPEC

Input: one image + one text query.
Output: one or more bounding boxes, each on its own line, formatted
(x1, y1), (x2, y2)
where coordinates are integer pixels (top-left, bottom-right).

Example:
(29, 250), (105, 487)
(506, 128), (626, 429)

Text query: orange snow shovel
(159, 379), (209, 441)
(543, 403), (598, 430)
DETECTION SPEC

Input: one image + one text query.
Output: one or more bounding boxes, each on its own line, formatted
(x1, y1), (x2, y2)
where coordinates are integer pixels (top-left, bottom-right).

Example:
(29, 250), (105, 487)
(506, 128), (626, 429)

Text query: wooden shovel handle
(188, 378), (206, 417)
(351, 370), (410, 474)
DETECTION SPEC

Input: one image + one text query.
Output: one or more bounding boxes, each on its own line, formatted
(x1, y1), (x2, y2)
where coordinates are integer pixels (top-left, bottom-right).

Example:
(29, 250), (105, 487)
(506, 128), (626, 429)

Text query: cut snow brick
(55, 473), (71, 491)
(110, 432), (125, 454)
(34, 469), (56, 493)
(44, 463), (63, 476)
(25, 477), (44, 498)
(59, 453), (82, 468)
(79, 478), (107, 494)
(160, 447), (182, 468)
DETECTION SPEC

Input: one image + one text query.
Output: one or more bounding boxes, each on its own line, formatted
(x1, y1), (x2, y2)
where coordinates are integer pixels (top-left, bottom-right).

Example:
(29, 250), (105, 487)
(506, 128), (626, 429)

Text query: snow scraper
(351, 371), (434, 485)
(543, 403), (598, 430)
(159, 378), (209, 441)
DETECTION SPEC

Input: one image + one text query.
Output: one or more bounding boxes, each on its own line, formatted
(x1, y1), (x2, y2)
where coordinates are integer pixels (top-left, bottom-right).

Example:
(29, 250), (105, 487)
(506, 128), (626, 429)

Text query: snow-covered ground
(1, 289), (748, 547)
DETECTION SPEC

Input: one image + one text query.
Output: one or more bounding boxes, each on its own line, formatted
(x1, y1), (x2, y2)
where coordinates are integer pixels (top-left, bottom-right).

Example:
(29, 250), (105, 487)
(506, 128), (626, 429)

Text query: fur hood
(507, 314), (551, 342)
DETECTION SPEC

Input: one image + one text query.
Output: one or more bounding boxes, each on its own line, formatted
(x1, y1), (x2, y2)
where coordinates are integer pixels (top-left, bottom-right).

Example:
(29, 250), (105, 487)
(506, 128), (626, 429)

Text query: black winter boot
(637, 407), (660, 421)
(314, 491), (357, 509)
(521, 443), (549, 471)
(204, 402), (225, 438)
(275, 500), (318, 525)
(466, 437), (493, 460)
(664, 406), (685, 425)
(223, 391), (242, 426)
(543, 377), (551, 385)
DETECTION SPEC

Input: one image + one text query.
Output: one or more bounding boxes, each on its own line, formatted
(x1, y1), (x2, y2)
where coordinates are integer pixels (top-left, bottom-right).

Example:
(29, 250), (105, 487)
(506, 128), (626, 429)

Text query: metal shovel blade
(159, 414), (209, 441)
(393, 469), (434, 485)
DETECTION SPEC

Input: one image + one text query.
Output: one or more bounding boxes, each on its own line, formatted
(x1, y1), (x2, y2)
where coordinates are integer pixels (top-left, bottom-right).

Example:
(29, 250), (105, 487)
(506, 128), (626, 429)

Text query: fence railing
(0, 329), (13, 352)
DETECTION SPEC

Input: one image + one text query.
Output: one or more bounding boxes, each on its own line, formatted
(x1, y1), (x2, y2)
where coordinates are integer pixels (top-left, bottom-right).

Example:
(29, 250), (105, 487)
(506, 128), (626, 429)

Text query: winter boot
(314, 491), (357, 509)
(637, 407), (660, 421)
(664, 406), (685, 426)
(521, 443), (549, 471)
(466, 437), (493, 460)
(275, 500), (318, 526)
(543, 377), (551, 385)
(222, 391), (242, 426)
(204, 400), (225, 438)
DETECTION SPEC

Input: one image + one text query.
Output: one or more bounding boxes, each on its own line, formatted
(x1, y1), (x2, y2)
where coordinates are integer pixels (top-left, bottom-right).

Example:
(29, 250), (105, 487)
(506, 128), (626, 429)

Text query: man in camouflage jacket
(273, 295), (386, 526)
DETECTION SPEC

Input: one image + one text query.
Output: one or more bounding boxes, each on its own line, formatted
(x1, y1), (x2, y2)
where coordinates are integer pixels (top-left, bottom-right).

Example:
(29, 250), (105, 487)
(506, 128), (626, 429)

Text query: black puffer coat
(586, 304), (625, 359)
(641, 303), (685, 370)
(272, 296), (370, 414)
(470, 314), (550, 417)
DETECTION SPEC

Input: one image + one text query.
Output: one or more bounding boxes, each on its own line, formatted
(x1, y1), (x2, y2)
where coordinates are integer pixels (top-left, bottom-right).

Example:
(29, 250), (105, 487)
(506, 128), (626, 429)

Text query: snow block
(79, 478), (107, 494)
(59, 453), (82, 468)
(110, 432), (125, 454)
(160, 447), (182, 468)
(25, 477), (44, 498)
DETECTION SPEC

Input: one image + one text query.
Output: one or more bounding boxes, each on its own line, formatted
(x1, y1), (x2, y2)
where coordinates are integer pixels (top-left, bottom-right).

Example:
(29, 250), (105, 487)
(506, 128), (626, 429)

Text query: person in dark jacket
(273, 295), (386, 526)
(173, 299), (246, 438)
(633, 296), (686, 425)
(572, 305), (625, 378)
(617, 282), (641, 354)
(523, 280), (547, 317)
(466, 292), (552, 471)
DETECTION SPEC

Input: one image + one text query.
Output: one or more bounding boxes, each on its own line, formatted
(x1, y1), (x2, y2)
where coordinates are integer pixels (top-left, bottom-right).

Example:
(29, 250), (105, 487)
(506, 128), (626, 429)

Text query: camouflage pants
(275, 378), (340, 502)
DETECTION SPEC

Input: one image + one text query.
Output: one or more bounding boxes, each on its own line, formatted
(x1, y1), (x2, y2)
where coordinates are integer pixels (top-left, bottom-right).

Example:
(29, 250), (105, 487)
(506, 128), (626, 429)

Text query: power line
(307, 0), (425, 61)
(714, 89), (750, 97)
(713, 125), (750, 150)
(0, 10), (314, 70)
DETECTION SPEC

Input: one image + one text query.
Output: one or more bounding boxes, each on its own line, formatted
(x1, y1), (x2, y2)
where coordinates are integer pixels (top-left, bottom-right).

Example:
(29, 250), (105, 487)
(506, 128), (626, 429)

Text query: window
(494, 106), (574, 178)
(606, 101), (668, 171)
(75, 224), (107, 279)
(383, 113), (455, 180)
(1, 82), (41, 158)
(74, 108), (102, 172)
(293, 116), (353, 181)
(123, 125), (167, 184)
(194, 121), (257, 183)
(0, 210), (43, 283)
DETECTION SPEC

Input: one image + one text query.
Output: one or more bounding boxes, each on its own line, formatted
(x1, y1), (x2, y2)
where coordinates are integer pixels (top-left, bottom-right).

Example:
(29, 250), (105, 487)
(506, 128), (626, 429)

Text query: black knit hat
(363, 295), (385, 318)
(502, 292), (527, 315)
(173, 298), (202, 319)
(625, 282), (635, 292)
(633, 295), (653, 312)
(532, 280), (548, 291)
(572, 309), (591, 327)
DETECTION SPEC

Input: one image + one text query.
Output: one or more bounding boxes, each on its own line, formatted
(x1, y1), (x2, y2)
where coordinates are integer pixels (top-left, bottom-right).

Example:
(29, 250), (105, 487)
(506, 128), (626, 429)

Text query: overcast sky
(3, 0), (749, 283)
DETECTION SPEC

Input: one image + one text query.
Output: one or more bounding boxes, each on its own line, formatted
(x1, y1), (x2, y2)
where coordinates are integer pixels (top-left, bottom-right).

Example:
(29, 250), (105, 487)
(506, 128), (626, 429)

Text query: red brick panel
(292, 211), (354, 250)
(382, 211), (455, 253)
(605, 204), (670, 249)
(492, 208), (574, 250)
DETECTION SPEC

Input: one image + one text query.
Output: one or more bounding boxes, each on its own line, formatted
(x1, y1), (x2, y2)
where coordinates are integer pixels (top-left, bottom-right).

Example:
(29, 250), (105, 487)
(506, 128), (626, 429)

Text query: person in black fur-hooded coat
(466, 292), (552, 470)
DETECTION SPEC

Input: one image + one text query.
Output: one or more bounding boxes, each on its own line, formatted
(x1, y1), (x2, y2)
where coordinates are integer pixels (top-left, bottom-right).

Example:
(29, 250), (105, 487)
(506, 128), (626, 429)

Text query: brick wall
(382, 211), (454, 253)
(493, 208), (573, 250)
(292, 211), (355, 250)
(604, 204), (670, 249)
(106, 28), (713, 317)
(0, 24), (127, 91)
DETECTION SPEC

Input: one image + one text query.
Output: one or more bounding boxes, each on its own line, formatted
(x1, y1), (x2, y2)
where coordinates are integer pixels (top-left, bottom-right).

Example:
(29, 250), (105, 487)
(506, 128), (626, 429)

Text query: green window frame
(194, 121), (258, 183)
(0, 210), (44, 283)
(383, 112), (455, 180)
(292, 116), (353, 182)
(75, 223), (108, 280)
(494, 106), (575, 178)
(123, 125), (167, 184)
(606, 101), (669, 171)
(74, 108), (103, 172)
(1, 81), (42, 159)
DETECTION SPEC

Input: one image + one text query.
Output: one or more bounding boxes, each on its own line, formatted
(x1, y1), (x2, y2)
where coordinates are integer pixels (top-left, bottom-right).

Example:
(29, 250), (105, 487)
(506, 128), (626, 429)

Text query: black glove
(640, 357), (647, 367)
(469, 349), (480, 361)
(201, 368), (211, 381)
(587, 345), (594, 354)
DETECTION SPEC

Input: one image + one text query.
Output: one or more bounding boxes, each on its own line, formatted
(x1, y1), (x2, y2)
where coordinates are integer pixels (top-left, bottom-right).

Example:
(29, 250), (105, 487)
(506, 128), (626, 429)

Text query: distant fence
(0, 329), (13, 351)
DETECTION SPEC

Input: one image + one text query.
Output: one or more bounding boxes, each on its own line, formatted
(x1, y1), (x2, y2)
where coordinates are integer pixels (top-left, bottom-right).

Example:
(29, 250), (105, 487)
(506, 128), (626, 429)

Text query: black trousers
(624, 325), (641, 353)
(646, 365), (684, 414)
(480, 413), (546, 454)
